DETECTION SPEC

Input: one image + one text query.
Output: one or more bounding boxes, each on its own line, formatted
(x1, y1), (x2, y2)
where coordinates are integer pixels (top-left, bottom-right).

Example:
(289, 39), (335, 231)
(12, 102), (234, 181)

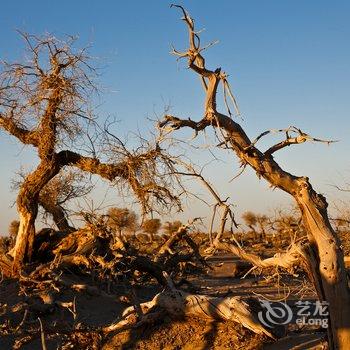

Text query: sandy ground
(0, 254), (328, 349)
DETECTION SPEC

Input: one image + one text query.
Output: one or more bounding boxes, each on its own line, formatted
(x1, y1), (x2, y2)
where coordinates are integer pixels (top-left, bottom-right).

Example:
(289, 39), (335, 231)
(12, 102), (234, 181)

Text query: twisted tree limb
(0, 33), (182, 273)
(159, 6), (350, 349)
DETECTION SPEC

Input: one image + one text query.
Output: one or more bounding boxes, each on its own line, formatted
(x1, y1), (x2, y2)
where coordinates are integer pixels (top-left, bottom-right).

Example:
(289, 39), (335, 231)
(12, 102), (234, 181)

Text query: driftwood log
(103, 274), (275, 339)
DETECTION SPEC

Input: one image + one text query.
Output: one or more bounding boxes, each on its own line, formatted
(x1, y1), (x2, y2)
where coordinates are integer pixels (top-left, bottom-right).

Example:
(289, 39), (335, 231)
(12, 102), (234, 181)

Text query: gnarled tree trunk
(12, 160), (60, 274)
(296, 181), (349, 348)
(160, 6), (350, 349)
(1, 33), (181, 276)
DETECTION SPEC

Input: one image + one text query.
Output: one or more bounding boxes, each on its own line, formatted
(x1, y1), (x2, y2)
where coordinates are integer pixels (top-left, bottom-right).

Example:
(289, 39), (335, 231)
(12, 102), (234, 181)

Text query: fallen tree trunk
(103, 288), (275, 339)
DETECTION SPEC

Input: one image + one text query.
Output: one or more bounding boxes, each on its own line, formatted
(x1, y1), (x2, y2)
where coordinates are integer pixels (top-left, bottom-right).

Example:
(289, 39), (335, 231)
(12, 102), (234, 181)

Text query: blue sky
(1, 1), (349, 233)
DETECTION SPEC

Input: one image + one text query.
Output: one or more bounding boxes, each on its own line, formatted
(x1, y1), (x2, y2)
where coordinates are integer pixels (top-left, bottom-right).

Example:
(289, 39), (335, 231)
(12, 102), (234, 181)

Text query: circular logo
(258, 301), (293, 328)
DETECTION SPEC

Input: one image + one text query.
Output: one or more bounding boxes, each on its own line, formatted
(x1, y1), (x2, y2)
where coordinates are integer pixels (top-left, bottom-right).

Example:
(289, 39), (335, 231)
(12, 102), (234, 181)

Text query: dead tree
(159, 6), (350, 349)
(0, 33), (181, 274)
(102, 224), (274, 339)
(103, 273), (275, 339)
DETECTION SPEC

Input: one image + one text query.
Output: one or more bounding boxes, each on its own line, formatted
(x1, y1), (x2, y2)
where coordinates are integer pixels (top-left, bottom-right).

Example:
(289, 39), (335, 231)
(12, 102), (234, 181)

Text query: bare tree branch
(158, 7), (350, 348)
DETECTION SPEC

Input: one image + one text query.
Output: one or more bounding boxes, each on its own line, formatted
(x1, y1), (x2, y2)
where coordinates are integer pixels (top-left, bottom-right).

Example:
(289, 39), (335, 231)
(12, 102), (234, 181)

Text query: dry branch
(159, 6), (350, 349)
(213, 239), (303, 272)
(0, 33), (184, 273)
(173, 161), (238, 245)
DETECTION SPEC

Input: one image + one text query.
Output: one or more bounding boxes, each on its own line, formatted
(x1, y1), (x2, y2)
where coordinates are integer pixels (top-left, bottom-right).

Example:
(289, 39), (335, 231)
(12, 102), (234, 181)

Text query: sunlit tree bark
(0, 33), (181, 274)
(159, 6), (350, 349)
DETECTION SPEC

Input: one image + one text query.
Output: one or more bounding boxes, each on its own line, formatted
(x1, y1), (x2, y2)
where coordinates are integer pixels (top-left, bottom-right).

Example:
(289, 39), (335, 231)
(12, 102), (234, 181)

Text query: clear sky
(1, 1), (349, 234)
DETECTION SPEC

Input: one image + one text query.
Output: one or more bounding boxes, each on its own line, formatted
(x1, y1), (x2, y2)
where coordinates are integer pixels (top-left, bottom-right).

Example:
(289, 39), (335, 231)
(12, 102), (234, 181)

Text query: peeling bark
(160, 6), (350, 349)
(103, 288), (275, 339)
(12, 160), (60, 273)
